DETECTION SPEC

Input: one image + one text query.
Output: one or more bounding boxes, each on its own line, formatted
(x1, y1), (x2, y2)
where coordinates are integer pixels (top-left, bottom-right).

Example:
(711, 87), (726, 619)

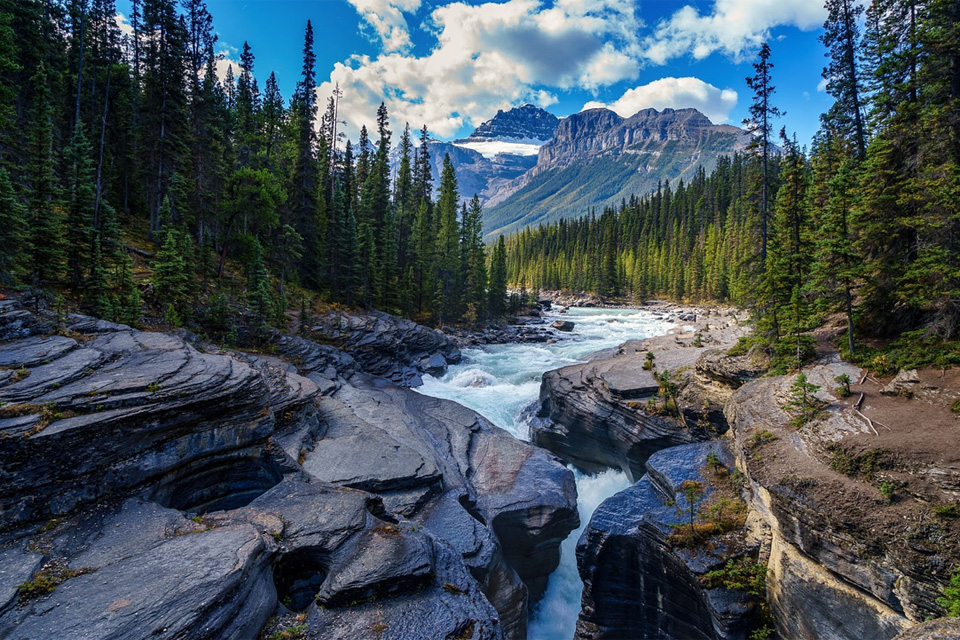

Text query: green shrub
(939, 566), (960, 618)
(835, 374), (852, 398)
(879, 481), (896, 502)
(701, 558), (767, 598)
(933, 504), (959, 519)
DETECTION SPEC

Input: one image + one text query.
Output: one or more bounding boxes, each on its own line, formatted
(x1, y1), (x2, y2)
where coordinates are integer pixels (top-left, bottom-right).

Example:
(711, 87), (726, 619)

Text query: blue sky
(118, 0), (834, 145)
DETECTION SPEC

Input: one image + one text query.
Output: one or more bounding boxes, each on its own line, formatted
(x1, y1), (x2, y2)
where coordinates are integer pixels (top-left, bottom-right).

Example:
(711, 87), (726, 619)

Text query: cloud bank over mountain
(318, 0), (825, 139)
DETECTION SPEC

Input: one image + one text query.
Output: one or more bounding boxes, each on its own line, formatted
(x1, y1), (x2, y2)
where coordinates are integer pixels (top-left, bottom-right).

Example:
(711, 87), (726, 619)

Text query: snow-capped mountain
(453, 104), (560, 159)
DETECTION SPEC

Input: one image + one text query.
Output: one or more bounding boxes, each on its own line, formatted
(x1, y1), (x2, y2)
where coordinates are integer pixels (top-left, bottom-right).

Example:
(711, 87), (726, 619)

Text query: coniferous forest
(0, 0), (504, 335)
(506, 0), (960, 369)
(0, 0), (957, 369)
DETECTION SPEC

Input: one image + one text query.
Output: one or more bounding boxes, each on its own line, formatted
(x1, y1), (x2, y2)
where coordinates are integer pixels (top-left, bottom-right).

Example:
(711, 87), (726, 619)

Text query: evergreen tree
(25, 62), (65, 287)
(821, 0), (868, 159)
(434, 154), (460, 322)
(810, 135), (860, 354)
(743, 42), (783, 268)
(0, 167), (28, 285)
(113, 250), (141, 325)
(153, 224), (190, 322)
(247, 238), (272, 330)
(141, 0), (190, 237)
(64, 127), (97, 287)
(766, 132), (813, 368)
(488, 235), (508, 319)
(460, 195), (487, 323)
(290, 20), (322, 288)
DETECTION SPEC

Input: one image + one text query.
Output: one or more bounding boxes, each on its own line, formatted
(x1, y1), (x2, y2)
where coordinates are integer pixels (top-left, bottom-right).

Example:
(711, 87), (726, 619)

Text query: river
(416, 307), (675, 640)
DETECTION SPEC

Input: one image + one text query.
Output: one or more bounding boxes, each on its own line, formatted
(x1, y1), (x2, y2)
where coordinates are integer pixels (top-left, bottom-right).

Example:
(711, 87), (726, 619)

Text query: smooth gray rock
(0, 300), (577, 640)
(534, 353), (712, 480)
(306, 540), (505, 640)
(4, 524), (274, 640)
(287, 374), (577, 637)
(576, 442), (756, 640)
(0, 319), (310, 530)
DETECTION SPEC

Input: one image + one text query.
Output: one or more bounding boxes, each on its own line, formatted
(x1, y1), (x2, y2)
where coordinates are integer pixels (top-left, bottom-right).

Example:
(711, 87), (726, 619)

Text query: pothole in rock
(274, 548), (330, 612)
(152, 454), (283, 514)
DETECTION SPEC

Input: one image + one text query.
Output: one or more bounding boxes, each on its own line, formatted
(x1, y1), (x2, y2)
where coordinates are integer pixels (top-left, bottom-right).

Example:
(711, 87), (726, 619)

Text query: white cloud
(319, 0), (643, 139)
(115, 13), (134, 38)
(583, 76), (738, 123)
(817, 77), (829, 92)
(346, 0), (421, 52)
(643, 0), (826, 64)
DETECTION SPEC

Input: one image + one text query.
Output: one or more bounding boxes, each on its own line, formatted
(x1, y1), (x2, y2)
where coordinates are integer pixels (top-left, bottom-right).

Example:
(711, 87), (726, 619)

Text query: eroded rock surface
(533, 311), (746, 480)
(307, 309), (462, 386)
(726, 360), (960, 640)
(576, 441), (759, 640)
(0, 299), (578, 640)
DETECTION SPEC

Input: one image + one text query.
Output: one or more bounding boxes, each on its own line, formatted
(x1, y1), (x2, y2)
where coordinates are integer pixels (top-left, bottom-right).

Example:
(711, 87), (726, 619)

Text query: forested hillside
(0, 0), (508, 334)
(507, 0), (960, 367)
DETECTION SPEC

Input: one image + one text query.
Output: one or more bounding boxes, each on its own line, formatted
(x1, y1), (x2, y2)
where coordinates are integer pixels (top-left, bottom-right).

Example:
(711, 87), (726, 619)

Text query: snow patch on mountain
(453, 140), (545, 158)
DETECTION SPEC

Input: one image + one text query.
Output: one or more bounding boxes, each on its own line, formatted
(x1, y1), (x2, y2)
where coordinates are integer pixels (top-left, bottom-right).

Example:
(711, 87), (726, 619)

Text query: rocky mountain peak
(541, 106), (744, 173)
(461, 104), (560, 143)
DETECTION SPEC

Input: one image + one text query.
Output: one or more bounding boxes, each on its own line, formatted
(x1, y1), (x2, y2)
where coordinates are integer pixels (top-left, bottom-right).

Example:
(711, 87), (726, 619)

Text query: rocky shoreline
(526, 303), (960, 640)
(0, 298), (578, 640)
(2, 294), (957, 640)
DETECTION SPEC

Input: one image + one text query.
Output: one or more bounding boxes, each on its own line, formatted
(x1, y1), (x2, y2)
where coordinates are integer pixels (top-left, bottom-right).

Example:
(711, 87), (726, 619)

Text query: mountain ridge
(480, 106), (754, 238)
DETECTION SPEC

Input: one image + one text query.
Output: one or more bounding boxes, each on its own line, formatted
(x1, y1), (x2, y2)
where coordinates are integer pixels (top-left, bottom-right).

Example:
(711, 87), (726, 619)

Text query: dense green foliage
(0, 0), (507, 331)
(506, 0), (960, 359)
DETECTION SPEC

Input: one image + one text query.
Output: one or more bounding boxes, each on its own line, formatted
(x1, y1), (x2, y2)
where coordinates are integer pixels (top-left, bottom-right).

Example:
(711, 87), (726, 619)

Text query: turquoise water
(416, 307), (674, 640)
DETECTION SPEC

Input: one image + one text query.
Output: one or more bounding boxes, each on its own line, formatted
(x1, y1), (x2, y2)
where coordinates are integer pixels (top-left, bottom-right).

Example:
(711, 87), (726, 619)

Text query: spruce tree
(113, 251), (141, 325)
(64, 128), (97, 287)
(152, 224), (189, 324)
(26, 62), (65, 288)
(461, 195), (487, 323)
(743, 42), (783, 268)
(434, 154), (460, 323)
(0, 167), (29, 285)
(247, 238), (272, 330)
(820, 0), (868, 159)
(488, 235), (508, 319)
(810, 136), (859, 354)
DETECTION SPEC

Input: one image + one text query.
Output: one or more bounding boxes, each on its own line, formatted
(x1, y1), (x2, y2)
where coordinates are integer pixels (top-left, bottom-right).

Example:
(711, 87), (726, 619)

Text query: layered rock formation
(536, 108), (748, 176)
(576, 441), (760, 640)
(532, 309), (747, 480)
(0, 299), (578, 639)
(307, 309), (462, 386)
(532, 304), (957, 640)
(726, 360), (960, 640)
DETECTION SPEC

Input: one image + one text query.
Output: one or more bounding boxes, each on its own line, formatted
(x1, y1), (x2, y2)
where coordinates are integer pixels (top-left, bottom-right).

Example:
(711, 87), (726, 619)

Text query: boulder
(880, 369), (922, 396)
(0, 300), (579, 640)
(533, 352), (714, 480)
(552, 320), (575, 332)
(307, 310), (461, 386)
(576, 442), (758, 640)
(287, 375), (579, 635)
